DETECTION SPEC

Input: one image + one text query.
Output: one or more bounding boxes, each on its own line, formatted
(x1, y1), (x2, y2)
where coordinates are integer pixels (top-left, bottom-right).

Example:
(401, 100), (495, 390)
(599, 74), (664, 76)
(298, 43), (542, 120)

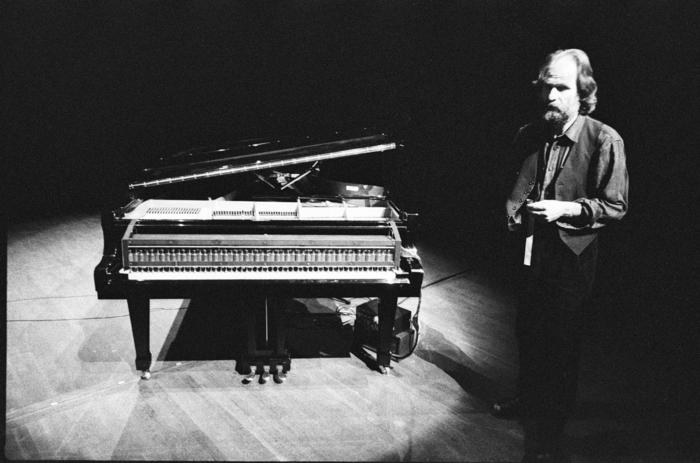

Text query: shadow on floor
(415, 324), (506, 409)
(159, 294), (247, 362)
(159, 296), (355, 364)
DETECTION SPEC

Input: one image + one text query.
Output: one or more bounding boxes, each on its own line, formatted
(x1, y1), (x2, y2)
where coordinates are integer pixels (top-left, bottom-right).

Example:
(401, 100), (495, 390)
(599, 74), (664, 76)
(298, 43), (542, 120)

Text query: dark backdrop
(4, 0), (697, 400)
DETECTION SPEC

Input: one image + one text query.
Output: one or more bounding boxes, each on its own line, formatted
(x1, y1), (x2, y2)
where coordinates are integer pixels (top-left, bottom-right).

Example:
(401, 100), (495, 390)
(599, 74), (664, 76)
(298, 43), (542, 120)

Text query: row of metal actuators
(126, 247), (396, 264)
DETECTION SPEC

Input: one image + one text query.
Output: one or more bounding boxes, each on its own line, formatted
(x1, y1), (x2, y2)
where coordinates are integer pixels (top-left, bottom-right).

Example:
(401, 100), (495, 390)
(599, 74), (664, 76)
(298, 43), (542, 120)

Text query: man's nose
(547, 87), (559, 101)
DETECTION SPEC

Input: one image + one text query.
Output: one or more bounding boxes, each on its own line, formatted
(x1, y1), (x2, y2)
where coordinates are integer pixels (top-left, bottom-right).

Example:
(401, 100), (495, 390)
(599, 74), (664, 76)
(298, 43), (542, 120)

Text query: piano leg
(377, 291), (398, 374)
(127, 291), (152, 379)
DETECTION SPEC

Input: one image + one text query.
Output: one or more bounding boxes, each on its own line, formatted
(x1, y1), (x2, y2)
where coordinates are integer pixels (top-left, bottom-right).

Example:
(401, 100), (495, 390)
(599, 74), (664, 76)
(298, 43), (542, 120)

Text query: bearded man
(495, 49), (629, 462)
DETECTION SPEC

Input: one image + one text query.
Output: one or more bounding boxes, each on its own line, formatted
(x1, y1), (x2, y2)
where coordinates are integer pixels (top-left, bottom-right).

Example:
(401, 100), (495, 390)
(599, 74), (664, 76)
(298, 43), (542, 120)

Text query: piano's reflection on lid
(94, 131), (423, 382)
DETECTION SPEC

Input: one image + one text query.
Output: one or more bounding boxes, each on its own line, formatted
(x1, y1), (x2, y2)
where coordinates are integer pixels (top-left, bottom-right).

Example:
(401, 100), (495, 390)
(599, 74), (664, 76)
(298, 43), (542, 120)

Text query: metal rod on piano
(128, 143), (397, 190)
(280, 161), (318, 190)
(254, 173), (277, 190)
(264, 298), (269, 345)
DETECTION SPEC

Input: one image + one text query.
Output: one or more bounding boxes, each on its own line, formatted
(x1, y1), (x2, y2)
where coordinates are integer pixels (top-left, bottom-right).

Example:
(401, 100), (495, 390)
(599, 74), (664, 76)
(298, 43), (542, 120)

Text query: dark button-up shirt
(506, 115), (629, 255)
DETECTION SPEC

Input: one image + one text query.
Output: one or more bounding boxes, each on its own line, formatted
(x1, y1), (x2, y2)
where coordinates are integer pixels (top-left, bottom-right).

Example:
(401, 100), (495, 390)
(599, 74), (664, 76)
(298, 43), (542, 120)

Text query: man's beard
(541, 106), (569, 134)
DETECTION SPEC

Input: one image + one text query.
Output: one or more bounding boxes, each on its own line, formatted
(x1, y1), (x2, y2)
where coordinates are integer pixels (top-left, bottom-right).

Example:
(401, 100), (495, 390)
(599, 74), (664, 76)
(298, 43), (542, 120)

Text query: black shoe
(492, 396), (522, 419)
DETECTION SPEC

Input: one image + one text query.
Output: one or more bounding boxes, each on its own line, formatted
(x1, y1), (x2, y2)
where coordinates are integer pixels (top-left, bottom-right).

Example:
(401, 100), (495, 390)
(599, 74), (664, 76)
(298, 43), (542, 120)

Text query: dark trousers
(516, 226), (598, 449)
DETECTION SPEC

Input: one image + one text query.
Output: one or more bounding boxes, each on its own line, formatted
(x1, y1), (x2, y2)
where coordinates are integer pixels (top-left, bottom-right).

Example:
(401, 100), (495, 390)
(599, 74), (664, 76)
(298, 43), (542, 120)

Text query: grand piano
(94, 131), (423, 383)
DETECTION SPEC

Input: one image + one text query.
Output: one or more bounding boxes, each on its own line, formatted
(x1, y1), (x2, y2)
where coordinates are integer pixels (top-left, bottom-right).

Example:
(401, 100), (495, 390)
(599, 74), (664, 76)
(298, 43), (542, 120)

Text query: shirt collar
(558, 114), (584, 144)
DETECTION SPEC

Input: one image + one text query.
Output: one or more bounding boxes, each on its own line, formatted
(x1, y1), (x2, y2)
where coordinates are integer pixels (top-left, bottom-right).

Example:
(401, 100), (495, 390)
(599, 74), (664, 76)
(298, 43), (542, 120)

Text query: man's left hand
(526, 200), (582, 222)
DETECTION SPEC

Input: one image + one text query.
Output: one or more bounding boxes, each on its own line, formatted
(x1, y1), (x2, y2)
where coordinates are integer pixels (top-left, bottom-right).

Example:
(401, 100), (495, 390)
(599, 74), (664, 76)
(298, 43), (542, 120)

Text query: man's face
(539, 56), (581, 130)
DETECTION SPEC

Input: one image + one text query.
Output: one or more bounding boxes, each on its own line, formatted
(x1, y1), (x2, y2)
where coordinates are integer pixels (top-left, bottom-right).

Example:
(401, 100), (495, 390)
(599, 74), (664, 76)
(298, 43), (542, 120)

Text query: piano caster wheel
(242, 366), (257, 385)
(378, 365), (388, 375)
(140, 370), (151, 380)
(259, 367), (271, 384)
(273, 367), (287, 384)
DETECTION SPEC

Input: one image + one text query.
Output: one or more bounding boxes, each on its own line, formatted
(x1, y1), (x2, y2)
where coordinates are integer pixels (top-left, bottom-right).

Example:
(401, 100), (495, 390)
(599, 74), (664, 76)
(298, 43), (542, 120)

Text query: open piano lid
(129, 132), (397, 191)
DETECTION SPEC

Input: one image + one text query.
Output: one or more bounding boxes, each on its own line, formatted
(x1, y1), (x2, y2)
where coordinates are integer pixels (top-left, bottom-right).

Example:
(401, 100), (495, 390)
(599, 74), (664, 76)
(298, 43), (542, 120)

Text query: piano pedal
(140, 370), (151, 380)
(242, 365), (257, 385)
(273, 365), (287, 384)
(259, 366), (271, 384)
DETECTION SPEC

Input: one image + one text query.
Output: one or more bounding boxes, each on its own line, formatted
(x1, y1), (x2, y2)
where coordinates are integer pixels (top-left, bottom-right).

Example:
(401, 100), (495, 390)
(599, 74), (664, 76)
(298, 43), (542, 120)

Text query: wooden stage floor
(5, 213), (697, 461)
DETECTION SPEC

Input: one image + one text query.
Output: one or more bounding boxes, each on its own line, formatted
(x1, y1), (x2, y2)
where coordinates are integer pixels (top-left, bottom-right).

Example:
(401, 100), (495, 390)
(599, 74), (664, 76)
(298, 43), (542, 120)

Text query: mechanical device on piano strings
(120, 199), (405, 281)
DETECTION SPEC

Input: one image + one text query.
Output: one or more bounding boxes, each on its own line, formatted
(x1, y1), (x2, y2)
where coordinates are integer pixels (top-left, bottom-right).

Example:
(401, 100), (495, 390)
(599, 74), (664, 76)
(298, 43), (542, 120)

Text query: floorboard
(5, 212), (698, 461)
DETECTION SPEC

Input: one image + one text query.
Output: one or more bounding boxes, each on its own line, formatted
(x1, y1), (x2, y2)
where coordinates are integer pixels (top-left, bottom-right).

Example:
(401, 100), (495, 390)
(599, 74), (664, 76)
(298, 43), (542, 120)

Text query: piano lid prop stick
(281, 161), (318, 190)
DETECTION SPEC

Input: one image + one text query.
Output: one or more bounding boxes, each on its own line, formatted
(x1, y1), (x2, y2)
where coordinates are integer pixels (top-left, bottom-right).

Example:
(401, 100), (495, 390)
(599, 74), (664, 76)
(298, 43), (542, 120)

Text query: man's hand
(526, 200), (582, 222)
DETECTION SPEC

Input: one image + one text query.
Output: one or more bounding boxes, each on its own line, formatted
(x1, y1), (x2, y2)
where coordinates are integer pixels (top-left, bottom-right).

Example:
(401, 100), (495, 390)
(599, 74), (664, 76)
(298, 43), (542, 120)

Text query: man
(496, 49), (629, 462)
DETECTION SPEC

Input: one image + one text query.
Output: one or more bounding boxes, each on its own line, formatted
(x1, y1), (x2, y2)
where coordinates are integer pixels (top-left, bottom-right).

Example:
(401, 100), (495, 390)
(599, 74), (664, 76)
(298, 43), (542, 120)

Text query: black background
(4, 1), (698, 399)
